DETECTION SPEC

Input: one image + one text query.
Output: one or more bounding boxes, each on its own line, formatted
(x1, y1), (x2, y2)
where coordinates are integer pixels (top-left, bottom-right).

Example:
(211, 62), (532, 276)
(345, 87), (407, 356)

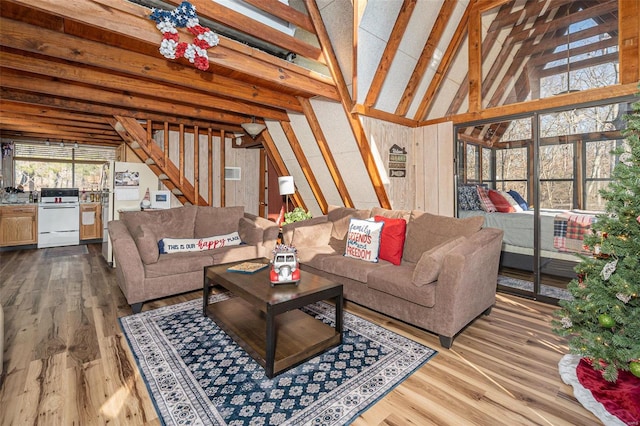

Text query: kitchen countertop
(0, 201), (38, 206)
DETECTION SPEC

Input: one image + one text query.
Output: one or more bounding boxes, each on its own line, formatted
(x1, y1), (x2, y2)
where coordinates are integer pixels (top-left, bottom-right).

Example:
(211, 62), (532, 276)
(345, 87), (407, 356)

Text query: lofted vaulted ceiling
(0, 0), (637, 211)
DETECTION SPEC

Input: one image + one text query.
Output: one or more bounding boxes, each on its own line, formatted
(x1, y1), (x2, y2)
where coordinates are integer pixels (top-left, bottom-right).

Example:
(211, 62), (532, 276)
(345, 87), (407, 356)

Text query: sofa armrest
(281, 215), (329, 245)
(108, 220), (146, 305)
(434, 227), (504, 336)
(243, 213), (279, 253)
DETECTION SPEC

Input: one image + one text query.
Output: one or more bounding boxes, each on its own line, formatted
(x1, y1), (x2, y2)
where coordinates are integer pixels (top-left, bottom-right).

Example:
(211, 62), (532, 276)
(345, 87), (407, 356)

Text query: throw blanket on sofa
(553, 212), (596, 254)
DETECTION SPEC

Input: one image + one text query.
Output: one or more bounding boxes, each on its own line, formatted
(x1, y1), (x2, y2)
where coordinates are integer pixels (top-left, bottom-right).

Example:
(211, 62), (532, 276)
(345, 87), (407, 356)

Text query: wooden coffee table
(203, 258), (343, 378)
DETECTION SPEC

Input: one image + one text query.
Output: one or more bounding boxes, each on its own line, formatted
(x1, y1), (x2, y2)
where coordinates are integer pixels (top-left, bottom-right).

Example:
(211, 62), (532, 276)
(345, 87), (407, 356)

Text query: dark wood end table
(203, 258), (343, 378)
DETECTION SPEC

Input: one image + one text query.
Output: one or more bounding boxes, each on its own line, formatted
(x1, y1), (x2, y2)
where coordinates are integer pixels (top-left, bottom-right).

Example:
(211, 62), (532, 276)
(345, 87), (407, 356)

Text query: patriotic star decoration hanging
(149, 1), (219, 71)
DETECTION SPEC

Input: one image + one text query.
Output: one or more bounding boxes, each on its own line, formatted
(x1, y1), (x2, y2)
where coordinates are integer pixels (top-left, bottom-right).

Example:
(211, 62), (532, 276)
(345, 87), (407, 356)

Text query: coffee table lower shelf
(205, 297), (341, 377)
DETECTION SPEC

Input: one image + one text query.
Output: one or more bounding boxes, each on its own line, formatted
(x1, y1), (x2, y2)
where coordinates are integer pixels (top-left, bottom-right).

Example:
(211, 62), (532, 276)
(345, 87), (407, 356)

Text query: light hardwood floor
(0, 244), (600, 425)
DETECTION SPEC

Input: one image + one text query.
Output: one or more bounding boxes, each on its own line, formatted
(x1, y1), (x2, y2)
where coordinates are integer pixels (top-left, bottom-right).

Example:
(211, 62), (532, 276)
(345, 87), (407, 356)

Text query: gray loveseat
(282, 206), (504, 348)
(108, 205), (279, 313)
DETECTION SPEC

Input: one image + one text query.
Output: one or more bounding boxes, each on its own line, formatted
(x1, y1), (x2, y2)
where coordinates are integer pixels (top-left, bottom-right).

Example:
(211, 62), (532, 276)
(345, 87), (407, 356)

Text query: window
(13, 143), (116, 191)
(495, 147), (528, 199)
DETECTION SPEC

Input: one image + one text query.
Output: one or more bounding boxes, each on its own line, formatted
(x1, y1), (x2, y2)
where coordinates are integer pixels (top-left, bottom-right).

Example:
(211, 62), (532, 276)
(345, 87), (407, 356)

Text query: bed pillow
(458, 185), (482, 210)
(344, 218), (384, 263)
(488, 189), (516, 213)
(500, 191), (523, 212)
(374, 215), (407, 265)
(476, 185), (497, 212)
(508, 190), (529, 210)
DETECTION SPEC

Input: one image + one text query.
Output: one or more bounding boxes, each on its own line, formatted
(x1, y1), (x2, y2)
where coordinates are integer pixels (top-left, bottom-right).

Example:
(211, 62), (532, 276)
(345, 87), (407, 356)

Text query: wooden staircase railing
(109, 116), (209, 206)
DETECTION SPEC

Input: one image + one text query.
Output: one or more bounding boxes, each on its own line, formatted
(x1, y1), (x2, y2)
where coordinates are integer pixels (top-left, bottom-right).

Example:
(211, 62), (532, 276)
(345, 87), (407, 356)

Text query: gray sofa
(282, 206), (504, 348)
(108, 205), (279, 313)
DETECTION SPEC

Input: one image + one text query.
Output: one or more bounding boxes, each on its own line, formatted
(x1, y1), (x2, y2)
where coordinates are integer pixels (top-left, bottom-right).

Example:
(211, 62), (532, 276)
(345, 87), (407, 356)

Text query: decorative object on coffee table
(270, 244), (300, 285)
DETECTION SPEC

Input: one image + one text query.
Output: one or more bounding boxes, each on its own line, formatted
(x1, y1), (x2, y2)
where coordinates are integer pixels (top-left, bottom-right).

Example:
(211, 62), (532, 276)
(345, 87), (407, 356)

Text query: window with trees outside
(13, 143), (116, 192)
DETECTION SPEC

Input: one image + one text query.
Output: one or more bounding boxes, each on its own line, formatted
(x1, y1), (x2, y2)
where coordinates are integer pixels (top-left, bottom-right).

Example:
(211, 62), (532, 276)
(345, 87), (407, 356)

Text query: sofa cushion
(144, 251), (215, 278)
(121, 205), (198, 239)
(374, 215), (407, 266)
(132, 224), (160, 264)
(403, 212), (484, 263)
(211, 244), (263, 264)
(194, 206), (245, 238)
(238, 217), (263, 245)
(158, 232), (241, 254)
(344, 218), (383, 263)
(295, 246), (338, 269)
(291, 221), (333, 248)
(327, 205), (370, 240)
(370, 206), (411, 222)
(322, 254), (387, 282)
(412, 236), (466, 286)
(368, 264), (436, 308)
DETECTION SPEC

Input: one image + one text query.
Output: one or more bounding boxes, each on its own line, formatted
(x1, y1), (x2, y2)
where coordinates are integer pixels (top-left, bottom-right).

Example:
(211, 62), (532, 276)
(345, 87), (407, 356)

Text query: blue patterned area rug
(119, 294), (437, 425)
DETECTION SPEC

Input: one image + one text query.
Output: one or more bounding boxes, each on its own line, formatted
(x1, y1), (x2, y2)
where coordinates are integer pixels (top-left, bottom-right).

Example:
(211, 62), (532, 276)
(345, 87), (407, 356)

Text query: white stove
(38, 188), (80, 248)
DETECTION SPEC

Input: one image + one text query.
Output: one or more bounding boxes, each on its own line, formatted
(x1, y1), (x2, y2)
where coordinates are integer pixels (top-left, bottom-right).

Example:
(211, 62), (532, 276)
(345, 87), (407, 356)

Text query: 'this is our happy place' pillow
(344, 218), (384, 262)
(158, 232), (241, 254)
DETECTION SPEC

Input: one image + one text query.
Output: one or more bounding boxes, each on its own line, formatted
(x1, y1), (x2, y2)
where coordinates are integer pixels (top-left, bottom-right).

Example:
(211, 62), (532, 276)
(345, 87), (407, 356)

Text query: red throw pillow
(488, 189), (516, 213)
(374, 215), (407, 265)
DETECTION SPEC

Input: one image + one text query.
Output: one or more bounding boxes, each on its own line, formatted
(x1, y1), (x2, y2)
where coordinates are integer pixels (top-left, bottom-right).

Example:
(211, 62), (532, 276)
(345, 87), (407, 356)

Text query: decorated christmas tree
(553, 97), (640, 382)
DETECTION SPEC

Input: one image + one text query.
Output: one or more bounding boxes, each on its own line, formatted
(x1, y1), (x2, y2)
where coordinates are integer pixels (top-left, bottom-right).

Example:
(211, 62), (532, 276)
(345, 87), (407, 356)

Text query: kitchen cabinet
(80, 203), (102, 240)
(0, 205), (38, 247)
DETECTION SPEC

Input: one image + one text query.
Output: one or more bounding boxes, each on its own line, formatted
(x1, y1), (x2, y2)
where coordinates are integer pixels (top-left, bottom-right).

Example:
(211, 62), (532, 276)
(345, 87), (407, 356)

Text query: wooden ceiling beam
(0, 49), (288, 121)
(363, 0), (417, 108)
(0, 101), (111, 124)
(305, 0), (390, 209)
(299, 97), (353, 209)
(163, 0), (324, 63)
(242, 0), (315, 34)
(0, 68), (251, 125)
(0, 122), (121, 142)
(281, 120), (326, 213)
(414, 1), (471, 121)
(0, 111), (113, 134)
(0, 17), (303, 113)
(0, 88), (244, 133)
(4, 0), (338, 100)
(395, 0), (456, 116)
(0, 132), (123, 147)
(0, 111), (116, 131)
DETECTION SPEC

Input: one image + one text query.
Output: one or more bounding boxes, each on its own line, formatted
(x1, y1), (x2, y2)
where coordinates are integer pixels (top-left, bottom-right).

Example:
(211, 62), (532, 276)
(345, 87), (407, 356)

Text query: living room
(1, 0), (639, 424)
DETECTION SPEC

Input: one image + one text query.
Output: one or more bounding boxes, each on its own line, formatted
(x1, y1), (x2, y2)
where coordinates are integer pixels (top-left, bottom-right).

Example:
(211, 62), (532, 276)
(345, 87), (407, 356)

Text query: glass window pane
(15, 161), (73, 190)
(495, 147), (527, 180)
(585, 180), (612, 211)
(586, 139), (626, 178)
(466, 144), (478, 181)
(482, 148), (492, 181)
(539, 180), (573, 209)
(481, 1), (619, 108)
(539, 144), (573, 179)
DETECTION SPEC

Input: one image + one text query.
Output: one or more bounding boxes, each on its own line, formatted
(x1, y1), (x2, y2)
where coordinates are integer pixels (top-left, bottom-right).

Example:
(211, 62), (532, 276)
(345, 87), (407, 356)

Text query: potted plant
(283, 207), (312, 225)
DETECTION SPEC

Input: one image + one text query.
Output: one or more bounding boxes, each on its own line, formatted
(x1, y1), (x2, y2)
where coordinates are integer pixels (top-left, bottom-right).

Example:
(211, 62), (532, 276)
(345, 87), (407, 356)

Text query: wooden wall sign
(388, 144), (407, 178)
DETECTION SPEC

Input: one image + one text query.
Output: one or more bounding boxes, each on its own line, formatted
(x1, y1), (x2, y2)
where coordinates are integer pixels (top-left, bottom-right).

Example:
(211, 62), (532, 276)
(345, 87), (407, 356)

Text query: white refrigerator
(102, 161), (160, 266)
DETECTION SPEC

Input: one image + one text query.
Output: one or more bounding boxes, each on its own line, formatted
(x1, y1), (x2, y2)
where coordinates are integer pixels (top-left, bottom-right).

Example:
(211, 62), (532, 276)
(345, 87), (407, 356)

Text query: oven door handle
(40, 205), (78, 209)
